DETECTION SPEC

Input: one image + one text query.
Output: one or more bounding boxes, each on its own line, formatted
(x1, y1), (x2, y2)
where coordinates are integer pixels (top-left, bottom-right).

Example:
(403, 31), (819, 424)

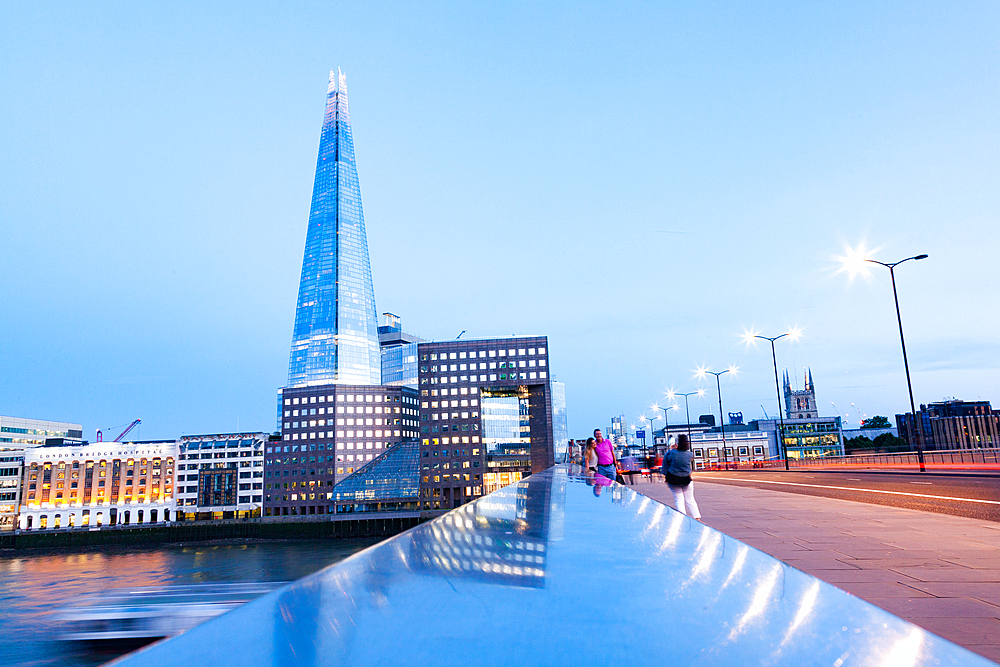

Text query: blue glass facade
(288, 69), (381, 387)
(380, 342), (419, 387)
(334, 439), (420, 512)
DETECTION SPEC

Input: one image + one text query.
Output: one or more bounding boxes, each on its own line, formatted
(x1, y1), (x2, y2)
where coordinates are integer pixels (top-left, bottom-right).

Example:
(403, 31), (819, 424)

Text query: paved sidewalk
(629, 477), (1000, 663)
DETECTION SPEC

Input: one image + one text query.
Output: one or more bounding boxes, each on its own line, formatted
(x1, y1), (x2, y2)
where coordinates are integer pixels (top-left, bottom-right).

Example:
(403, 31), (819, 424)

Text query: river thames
(0, 539), (379, 667)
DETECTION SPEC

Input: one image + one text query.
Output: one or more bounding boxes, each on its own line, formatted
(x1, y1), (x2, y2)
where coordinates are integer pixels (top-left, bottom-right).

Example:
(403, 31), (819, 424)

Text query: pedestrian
(593, 429), (618, 482)
(583, 438), (598, 476)
(661, 434), (701, 520)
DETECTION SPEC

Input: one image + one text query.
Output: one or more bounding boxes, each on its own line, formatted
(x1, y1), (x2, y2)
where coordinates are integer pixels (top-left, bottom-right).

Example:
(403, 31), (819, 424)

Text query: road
(695, 469), (1000, 522)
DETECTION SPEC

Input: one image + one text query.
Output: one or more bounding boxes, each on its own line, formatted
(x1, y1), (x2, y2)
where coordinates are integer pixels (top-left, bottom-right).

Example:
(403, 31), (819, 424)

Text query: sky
(2, 1), (998, 441)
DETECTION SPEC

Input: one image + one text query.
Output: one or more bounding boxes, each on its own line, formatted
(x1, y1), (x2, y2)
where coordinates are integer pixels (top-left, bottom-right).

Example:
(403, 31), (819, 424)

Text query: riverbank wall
(0, 514), (423, 550)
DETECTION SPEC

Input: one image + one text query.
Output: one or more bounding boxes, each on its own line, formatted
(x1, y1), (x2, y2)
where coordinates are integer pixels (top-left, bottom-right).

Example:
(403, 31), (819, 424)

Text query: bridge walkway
(631, 476), (1000, 663)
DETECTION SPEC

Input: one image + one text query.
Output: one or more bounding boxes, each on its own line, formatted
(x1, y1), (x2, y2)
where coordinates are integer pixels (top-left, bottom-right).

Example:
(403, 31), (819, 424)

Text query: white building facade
(175, 433), (266, 520)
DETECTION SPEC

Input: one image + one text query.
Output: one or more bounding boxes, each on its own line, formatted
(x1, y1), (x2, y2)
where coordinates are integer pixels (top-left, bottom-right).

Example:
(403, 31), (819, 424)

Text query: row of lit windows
(422, 437), (481, 446)
(424, 359), (546, 373)
(178, 496), (260, 506)
(423, 372), (546, 384)
(283, 394), (417, 406)
(282, 429), (417, 441)
(421, 347), (546, 361)
(285, 405), (413, 417)
(285, 417), (401, 429)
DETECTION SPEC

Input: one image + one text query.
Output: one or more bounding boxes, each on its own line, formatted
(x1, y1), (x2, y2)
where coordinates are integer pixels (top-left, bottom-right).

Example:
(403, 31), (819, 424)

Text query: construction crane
(96, 419), (142, 443)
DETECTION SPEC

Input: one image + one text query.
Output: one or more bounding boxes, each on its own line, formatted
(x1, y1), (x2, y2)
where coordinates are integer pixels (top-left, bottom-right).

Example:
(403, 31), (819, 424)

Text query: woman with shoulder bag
(661, 434), (702, 520)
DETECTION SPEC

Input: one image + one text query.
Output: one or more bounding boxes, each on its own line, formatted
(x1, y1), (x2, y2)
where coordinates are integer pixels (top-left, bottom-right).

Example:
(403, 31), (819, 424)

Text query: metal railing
(788, 447), (1000, 471)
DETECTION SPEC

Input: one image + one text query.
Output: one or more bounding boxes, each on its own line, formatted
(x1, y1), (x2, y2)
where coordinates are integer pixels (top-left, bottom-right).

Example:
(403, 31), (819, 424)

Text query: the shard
(287, 69), (381, 387)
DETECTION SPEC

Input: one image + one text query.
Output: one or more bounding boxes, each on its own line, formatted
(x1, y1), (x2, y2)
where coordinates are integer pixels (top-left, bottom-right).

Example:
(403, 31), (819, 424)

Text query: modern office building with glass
(174, 433), (266, 521)
(416, 336), (555, 512)
(267, 384), (420, 516)
(286, 69), (381, 389)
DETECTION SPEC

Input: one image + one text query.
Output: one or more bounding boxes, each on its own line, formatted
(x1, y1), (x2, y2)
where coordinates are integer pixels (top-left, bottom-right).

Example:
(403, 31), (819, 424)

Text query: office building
(287, 69), (381, 388)
(18, 440), (177, 530)
(896, 400), (1000, 450)
(1, 415), (83, 447)
(0, 449), (24, 531)
(379, 313), (423, 388)
(266, 384), (420, 516)
(174, 433), (267, 521)
(417, 336), (555, 511)
(1, 416), (85, 530)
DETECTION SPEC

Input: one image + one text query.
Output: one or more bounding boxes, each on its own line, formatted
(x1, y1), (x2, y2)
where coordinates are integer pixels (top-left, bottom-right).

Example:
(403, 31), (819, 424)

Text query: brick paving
(628, 477), (1000, 664)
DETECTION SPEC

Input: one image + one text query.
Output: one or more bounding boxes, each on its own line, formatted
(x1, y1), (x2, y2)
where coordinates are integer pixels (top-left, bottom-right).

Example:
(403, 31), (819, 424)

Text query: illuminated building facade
(175, 433), (266, 521)
(18, 440), (177, 530)
(266, 384), (420, 516)
(417, 336), (555, 512)
(287, 69), (381, 388)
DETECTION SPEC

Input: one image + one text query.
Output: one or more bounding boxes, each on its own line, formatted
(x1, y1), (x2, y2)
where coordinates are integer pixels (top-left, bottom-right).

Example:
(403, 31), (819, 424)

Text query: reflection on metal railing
(108, 466), (994, 667)
(789, 447), (1000, 471)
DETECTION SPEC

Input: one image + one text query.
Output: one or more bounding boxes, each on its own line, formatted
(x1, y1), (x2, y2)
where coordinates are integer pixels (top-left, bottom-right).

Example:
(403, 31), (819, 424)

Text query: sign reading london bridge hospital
(18, 439), (178, 530)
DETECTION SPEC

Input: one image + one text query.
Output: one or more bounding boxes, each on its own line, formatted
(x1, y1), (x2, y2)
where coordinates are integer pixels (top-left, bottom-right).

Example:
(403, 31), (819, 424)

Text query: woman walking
(661, 434), (701, 520)
(583, 437), (598, 477)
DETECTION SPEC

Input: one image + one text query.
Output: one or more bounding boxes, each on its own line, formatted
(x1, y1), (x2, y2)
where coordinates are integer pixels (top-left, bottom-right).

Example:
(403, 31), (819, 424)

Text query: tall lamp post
(641, 415), (657, 456)
(865, 254), (929, 472)
(652, 404), (671, 452)
(695, 367), (738, 469)
(743, 329), (800, 470)
(667, 389), (706, 440)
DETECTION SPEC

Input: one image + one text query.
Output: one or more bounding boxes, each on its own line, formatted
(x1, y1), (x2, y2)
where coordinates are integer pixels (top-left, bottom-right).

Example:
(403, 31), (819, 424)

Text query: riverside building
(896, 400), (1000, 450)
(417, 336), (556, 511)
(267, 384), (420, 516)
(1, 416), (85, 530)
(175, 433), (266, 520)
(18, 440), (177, 530)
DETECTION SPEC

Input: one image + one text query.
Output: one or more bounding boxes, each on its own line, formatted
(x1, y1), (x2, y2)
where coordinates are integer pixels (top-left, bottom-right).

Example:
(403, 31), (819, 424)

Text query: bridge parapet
(110, 466), (994, 666)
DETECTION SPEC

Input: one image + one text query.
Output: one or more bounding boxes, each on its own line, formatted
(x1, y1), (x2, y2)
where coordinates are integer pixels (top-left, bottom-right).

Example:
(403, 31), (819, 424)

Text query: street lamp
(742, 328), (801, 470)
(667, 389), (706, 440)
(641, 414), (659, 456)
(653, 403), (679, 451)
(694, 366), (739, 469)
(864, 253), (929, 472)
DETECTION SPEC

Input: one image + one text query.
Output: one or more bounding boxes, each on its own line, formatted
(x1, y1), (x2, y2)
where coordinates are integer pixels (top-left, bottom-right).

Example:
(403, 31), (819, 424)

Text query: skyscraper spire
(287, 70), (381, 387)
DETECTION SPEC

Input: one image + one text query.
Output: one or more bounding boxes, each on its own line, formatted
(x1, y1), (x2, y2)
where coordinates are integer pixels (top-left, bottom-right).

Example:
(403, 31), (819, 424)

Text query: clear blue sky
(2, 2), (998, 440)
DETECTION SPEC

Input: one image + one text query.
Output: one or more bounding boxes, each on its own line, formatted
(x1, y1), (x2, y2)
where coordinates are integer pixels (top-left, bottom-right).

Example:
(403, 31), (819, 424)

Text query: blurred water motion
(0, 539), (377, 667)
(56, 582), (287, 642)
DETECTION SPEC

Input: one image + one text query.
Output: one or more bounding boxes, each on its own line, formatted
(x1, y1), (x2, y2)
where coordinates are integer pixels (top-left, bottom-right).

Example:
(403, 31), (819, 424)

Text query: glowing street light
(667, 388), (706, 440)
(742, 327), (802, 470)
(863, 253), (929, 472)
(653, 402), (680, 451)
(694, 366), (739, 468)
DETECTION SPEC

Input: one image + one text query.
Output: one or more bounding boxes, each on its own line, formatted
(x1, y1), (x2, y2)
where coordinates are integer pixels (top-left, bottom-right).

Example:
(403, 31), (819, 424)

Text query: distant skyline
(2, 2), (998, 441)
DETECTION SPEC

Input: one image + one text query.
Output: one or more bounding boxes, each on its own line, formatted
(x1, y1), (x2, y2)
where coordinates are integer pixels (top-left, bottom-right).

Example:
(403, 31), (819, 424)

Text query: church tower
(784, 368), (818, 419)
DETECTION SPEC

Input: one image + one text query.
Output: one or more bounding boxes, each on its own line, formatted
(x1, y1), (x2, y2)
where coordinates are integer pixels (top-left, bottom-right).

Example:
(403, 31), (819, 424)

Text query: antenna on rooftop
(456, 330), (466, 339)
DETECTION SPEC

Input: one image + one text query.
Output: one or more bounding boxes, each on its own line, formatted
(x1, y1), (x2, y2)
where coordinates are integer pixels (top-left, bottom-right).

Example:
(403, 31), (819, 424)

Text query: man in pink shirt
(593, 429), (618, 481)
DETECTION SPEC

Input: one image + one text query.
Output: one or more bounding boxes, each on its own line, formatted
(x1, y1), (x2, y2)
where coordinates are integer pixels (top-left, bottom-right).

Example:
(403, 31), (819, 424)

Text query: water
(0, 539), (379, 667)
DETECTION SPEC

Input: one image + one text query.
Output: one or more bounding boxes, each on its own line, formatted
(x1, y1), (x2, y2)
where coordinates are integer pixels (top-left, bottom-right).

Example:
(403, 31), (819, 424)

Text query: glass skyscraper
(288, 69), (381, 387)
